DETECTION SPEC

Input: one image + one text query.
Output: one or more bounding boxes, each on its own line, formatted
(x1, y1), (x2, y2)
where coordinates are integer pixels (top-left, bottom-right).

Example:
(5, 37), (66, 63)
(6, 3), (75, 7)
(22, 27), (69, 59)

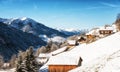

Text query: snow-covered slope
(69, 50), (120, 72)
(69, 32), (120, 72)
(78, 32), (120, 64)
(39, 32), (120, 72)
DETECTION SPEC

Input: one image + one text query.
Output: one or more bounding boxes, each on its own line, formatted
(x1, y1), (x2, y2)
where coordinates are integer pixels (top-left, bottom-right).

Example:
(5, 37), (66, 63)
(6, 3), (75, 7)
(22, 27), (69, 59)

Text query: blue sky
(0, 0), (120, 29)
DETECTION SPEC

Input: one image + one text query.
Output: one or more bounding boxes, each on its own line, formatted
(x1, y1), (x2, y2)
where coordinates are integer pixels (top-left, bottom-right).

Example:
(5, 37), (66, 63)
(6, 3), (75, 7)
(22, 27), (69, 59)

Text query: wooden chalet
(48, 55), (82, 72)
(99, 26), (113, 37)
(39, 44), (83, 72)
(86, 26), (114, 38)
(99, 29), (113, 35)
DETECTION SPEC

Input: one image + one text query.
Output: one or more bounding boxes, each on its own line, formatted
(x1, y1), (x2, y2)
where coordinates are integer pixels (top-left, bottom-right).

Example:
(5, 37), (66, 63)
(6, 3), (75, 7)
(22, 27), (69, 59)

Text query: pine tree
(50, 43), (58, 52)
(39, 46), (47, 53)
(46, 41), (52, 51)
(35, 46), (47, 56)
(15, 51), (24, 72)
(24, 46), (38, 72)
(16, 46), (38, 72)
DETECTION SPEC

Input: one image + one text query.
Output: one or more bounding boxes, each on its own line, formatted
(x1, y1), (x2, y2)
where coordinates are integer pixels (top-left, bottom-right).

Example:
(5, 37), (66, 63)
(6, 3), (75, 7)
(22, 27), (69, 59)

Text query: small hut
(77, 36), (86, 43)
(67, 40), (77, 47)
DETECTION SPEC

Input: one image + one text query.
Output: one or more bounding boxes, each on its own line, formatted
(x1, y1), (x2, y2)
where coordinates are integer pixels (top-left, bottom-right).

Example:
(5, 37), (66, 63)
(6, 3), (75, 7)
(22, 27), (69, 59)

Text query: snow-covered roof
(38, 47), (68, 59)
(38, 53), (50, 58)
(86, 29), (99, 35)
(47, 46), (82, 65)
(47, 53), (81, 65)
(99, 26), (114, 30)
(36, 58), (48, 64)
(67, 40), (76, 45)
(50, 46), (67, 55)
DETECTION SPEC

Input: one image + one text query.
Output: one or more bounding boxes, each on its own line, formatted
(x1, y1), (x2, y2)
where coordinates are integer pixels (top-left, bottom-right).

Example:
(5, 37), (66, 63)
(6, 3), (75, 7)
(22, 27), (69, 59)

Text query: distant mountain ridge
(0, 22), (46, 61)
(56, 28), (82, 36)
(0, 17), (68, 38)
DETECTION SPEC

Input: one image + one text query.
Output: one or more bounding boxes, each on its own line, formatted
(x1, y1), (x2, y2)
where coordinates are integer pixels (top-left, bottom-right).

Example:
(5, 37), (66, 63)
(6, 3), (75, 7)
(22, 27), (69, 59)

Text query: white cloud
(86, 6), (105, 10)
(100, 2), (119, 8)
(86, 2), (120, 10)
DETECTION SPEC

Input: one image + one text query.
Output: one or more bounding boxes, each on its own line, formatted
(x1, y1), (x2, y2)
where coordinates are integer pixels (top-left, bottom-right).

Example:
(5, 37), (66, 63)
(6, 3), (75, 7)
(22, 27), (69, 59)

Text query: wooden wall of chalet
(49, 65), (77, 72)
(86, 35), (95, 40)
(99, 30), (113, 35)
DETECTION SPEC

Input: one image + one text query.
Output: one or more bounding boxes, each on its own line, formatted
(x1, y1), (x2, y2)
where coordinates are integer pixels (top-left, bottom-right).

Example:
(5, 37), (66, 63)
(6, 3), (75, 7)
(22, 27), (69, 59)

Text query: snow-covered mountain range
(0, 17), (83, 37)
(0, 17), (68, 37)
(0, 17), (83, 43)
(56, 28), (83, 36)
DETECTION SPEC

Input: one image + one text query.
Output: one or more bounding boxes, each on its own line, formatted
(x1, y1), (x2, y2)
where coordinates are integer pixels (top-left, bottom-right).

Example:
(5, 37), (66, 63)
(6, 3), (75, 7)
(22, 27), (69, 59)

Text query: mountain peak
(19, 17), (28, 21)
